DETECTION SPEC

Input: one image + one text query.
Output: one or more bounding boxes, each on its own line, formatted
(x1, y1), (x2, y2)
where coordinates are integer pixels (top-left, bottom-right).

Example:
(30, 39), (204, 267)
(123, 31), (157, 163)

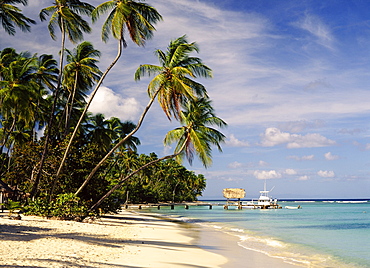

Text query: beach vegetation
(36, 0), (95, 200)
(0, 1), (227, 220)
(25, 193), (87, 220)
(0, 199), (22, 218)
(56, 0), (163, 190)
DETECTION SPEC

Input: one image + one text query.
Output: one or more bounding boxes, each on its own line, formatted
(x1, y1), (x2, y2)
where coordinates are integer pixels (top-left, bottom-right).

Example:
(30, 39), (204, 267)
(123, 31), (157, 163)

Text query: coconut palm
(0, 0), (35, 35)
(87, 97), (227, 211)
(135, 35), (212, 120)
(107, 118), (140, 152)
(164, 97), (227, 168)
(38, 0), (94, 198)
(59, 0), (161, 191)
(85, 113), (115, 153)
(0, 52), (40, 152)
(74, 36), (210, 195)
(63, 41), (101, 134)
(31, 54), (59, 139)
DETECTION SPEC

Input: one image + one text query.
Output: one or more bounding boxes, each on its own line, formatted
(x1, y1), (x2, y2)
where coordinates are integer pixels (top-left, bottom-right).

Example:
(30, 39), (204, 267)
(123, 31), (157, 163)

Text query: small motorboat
(285, 205), (302, 209)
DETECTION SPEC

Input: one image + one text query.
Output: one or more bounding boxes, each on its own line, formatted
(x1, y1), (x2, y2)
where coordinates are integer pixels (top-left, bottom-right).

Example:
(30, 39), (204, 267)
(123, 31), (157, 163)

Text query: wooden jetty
(122, 202), (217, 210)
(121, 187), (282, 210)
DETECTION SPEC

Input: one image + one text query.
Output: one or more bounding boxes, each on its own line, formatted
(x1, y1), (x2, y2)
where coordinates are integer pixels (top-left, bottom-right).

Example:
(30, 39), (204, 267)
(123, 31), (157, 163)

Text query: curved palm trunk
(64, 71), (79, 136)
(75, 86), (162, 196)
(30, 21), (66, 199)
(87, 142), (187, 212)
(52, 39), (123, 194)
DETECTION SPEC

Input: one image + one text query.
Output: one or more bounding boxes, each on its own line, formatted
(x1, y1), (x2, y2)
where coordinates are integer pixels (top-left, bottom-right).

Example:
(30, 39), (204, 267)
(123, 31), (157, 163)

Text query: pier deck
(122, 202), (282, 210)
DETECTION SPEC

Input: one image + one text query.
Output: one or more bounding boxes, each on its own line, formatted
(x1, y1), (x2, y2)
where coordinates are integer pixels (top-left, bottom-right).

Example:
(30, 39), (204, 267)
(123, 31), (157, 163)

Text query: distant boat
(285, 205), (302, 209)
(243, 180), (280, 209)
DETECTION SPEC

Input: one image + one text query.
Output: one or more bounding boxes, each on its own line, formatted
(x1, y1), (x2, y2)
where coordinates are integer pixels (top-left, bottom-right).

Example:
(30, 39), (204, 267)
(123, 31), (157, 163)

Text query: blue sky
(2, 0), (370, 199)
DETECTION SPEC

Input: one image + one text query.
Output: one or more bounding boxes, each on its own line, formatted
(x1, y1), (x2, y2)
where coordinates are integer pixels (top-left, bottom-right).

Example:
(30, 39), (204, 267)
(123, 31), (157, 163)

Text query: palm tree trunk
(75, 85), (162, 196)
(30, 20), (66, 199)
(64, 71), (79, 136)
(0, 115), (16, 154)
(53, 39), (123, 189)
(87, 142), (186, 212)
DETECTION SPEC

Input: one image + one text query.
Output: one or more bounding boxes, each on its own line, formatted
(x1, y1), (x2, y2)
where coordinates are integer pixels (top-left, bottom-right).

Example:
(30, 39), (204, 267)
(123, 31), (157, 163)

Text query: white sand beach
(0, 210), (299, 267)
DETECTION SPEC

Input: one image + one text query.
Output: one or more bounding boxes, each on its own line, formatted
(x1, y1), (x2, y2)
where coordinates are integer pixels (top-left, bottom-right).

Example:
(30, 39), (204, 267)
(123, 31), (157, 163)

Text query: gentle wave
(197, 220), (356, 268)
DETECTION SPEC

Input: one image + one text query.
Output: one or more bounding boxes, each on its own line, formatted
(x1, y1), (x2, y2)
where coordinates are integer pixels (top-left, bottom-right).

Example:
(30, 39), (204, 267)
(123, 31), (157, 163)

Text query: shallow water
(144, 200), (370, 267)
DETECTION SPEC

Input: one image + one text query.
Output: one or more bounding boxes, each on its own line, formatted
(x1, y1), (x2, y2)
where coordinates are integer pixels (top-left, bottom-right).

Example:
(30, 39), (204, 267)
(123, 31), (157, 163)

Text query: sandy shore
(0, 211), (299, 267)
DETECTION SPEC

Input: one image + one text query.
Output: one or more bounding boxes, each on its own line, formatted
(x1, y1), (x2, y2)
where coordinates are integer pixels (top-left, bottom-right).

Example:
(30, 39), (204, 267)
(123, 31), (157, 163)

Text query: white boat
(246, 181), (279, 209)
(285, 205), (302, 209)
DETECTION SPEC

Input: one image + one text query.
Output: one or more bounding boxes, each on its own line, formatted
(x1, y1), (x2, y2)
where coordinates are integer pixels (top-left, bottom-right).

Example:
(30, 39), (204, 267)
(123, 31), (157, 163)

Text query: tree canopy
(0, 1), (227, 219)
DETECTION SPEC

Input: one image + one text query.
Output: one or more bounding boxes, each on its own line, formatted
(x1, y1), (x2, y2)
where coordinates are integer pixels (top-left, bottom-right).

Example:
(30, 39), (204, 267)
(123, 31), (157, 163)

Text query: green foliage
(116, 154), (206, 204)
(0, 200), (23, 216)
(0, 2), (226, 214)
(25, 193), (87, 220)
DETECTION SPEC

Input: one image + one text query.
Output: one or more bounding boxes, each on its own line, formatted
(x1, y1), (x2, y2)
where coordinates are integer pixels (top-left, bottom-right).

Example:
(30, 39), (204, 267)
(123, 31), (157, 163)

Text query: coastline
(0, 210), (298, 267)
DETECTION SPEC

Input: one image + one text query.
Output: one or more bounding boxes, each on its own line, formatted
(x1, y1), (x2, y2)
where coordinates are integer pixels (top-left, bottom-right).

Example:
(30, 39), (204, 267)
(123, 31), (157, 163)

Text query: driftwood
(223, 188), (245, 199)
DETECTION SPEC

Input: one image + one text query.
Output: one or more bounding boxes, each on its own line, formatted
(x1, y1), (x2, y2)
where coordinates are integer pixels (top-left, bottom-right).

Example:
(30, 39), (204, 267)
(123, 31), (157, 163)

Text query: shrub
(25, 193), (88, 220)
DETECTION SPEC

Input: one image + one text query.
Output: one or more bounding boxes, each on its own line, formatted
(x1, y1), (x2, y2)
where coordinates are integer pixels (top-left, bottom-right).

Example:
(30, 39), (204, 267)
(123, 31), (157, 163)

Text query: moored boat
(245, 181), (280, 209)
(285, 205), (302, 209)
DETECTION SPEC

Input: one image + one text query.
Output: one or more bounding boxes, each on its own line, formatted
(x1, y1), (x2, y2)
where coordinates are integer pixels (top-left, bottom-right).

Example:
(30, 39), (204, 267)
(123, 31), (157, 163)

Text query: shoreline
(0, 210), (299, 267)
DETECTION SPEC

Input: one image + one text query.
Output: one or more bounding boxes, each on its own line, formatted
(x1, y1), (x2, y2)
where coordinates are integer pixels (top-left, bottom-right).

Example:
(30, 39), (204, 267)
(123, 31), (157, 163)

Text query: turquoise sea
(144, 200), (370, 267)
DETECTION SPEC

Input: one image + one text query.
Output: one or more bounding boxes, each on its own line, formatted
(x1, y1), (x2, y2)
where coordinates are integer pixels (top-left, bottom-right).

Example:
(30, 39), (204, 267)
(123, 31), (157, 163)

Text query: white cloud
(228, 161), (243, 169)
(324, 152), (339, 160)
(288, 155), (315, 161)
(317, 170), (335, 178)
(87, 86), (141, 121)
(253, 170), (282, 180)
(297, 175), (310, 181)
(285, 169), (297, 175)
(295, 14), (335, 50)
(260, 128), (336, 148)
(226, 134), (250, 147)
(258, 161), (268, 167)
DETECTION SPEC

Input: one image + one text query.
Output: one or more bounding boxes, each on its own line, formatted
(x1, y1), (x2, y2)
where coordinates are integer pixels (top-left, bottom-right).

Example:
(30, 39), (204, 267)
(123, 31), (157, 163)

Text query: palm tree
(59, 0), (162, 190)
(31, 54), (59, 140)
(164, 97), (227, 168)
(135, 35), (212, 119)
(38, 0), (94, 199)
(74, 36), (210, 195)
(63, 41), (101, 134)
(87, 97), (227, 212)
(0, 52), (39, 153)
(0, 0), (35, 35)
(107, 118), (140, 152)
(85, 113), (115, 153)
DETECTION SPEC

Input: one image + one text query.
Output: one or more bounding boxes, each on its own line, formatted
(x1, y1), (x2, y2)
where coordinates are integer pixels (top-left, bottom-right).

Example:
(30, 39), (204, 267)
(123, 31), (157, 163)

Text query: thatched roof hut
(223, 188), (245, 199)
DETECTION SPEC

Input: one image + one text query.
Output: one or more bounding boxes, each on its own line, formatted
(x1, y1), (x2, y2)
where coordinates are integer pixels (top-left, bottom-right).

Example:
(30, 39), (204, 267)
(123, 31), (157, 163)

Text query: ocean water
(144, 200), (370, 267)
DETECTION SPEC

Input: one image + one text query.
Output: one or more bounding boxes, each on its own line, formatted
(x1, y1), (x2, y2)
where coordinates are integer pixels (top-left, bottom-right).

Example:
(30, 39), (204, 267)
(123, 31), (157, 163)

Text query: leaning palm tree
(75, 36), (211, 195)
(58, 0), (162, 190)
(0, 0), (35, 35)
(88, 97), (227, 212)
(37, 0), (94, 199)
